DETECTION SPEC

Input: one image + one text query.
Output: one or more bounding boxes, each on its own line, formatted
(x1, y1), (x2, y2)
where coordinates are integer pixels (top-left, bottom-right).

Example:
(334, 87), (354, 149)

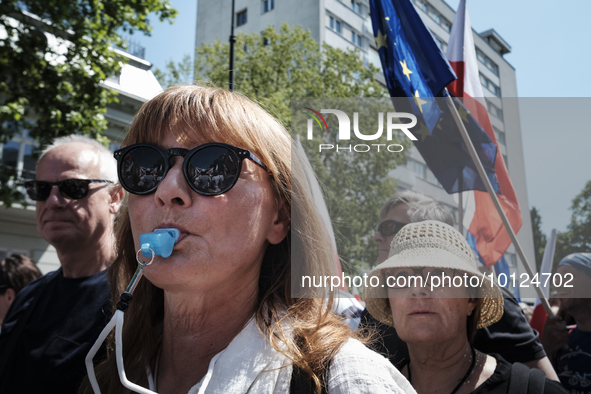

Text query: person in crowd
(542, 253), (591, 394)
(365, 220), (567, 393)
(360, 190), (559, 381)
(0, 254), (42, 325)
(0, 135), (124, 393)
(81, 85), (416, 394)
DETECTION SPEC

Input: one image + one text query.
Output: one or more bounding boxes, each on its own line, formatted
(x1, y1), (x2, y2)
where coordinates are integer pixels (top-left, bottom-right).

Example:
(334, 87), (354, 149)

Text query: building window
(414, 0), (451, 32)
(476, 48), (499, 76)
(493, 126), (505, 145)
(431, 31), (447, 53)
(352, 31), (362, 47)
(262, 0), (274, 13)
(236, 9), (248, 26)
(502, 154), (508, 170)
(426, 168), (441, 187)
(409, 159), (427, 180)
(413, 0), (427, 12)
(329, 16), (342, 34)
(0, 128), (38, 180)
(480, 73), (501, 97)
(350, 0), (361, 14)
(487, 101), (503, 120)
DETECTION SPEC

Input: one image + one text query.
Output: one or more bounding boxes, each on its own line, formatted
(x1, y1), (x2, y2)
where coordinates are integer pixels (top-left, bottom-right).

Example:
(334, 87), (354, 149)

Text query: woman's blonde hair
(83, 85), (351, 393)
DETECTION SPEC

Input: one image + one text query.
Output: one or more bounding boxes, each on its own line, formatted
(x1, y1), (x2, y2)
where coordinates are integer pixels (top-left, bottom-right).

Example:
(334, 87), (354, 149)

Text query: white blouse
(148, 318), (416, 394)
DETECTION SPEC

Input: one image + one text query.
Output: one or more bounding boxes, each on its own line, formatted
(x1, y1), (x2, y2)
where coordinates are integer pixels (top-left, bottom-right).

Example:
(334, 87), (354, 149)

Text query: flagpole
(228, 0), (236, 91)
(443, 92), (553, 316)
(458, 170), (464, 235)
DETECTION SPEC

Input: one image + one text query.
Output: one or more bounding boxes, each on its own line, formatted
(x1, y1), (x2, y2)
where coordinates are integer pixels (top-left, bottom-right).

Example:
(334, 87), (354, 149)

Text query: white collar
(148, 317), (292, 394)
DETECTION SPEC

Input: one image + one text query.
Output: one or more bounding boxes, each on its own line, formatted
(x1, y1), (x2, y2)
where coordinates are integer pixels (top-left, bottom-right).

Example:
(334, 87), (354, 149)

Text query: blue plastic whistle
(140, 228), (181, 258)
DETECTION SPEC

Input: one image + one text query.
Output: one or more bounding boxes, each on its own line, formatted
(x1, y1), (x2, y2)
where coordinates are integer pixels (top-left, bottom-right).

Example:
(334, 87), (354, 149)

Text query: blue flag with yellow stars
(370, 0), (500, 194)
(370, 0), (455, 130)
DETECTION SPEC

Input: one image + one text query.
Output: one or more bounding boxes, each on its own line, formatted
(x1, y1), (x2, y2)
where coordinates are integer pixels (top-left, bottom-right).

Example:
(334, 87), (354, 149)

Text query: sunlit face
(387, 267), (476, 345)
(127, 132), (288, 294)
(35, 143), (119, 251)
(374, 203), (411, 265)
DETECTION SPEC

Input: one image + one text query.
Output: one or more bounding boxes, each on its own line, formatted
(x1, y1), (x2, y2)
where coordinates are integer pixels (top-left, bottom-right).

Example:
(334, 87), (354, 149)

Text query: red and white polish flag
(446, 0), (522, 269)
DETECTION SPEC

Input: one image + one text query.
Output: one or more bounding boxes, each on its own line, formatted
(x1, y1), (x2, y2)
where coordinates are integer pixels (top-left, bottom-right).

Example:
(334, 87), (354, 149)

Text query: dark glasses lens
(116, 143), (266, 197)
(119, 146), (167, 194)
(24, 179), (112, 201)
(187, 146), (240, 195)
(25, 181), (52, 201)
(377, 220), (408, 237)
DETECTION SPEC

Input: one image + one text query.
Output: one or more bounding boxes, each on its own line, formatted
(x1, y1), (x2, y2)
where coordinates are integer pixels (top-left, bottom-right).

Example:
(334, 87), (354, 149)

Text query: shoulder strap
(508, 362), (530, 394)
(527, 367), (546, 394)
(509, 362), (547, 394)
(290, 363), (328, 394)
(0, 271), (58, 378)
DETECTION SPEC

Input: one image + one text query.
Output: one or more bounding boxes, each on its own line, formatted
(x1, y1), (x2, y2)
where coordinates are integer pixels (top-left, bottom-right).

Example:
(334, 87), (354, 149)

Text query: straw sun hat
(364, 220), (504, 329)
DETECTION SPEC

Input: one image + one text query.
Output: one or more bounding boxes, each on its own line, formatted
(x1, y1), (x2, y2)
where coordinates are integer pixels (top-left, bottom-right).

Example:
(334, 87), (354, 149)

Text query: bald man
(0, 135), (124, 393)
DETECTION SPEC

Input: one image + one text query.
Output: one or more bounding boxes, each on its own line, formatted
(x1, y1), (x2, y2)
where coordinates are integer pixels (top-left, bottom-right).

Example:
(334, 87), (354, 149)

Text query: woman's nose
(153, 159), (193, 207)
(409, 279), (430, 298)
(373, 230), (384, 243)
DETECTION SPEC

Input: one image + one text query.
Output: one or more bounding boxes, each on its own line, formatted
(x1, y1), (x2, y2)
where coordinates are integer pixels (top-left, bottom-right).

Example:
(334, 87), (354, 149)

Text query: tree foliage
(0, 0), (177, 206)
(554, 180), (591, 265)
(153, 54), (193, 89)
(159, 24), (386, 124)
(156, 24), (409, 271)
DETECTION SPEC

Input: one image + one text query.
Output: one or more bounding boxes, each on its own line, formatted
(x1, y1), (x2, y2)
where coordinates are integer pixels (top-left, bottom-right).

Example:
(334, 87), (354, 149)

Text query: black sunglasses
(114, 143), (269, 196)
(376, 220), (409, 237)
(24, 179), (114, 201)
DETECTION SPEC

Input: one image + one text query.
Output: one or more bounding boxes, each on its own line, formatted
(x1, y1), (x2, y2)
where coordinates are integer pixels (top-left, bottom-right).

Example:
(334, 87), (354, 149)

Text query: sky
(134, 0), (591, 236)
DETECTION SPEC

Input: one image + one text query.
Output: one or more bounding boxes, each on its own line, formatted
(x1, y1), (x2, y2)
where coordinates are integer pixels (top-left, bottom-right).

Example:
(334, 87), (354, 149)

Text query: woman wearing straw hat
(365, 220), (567, 394)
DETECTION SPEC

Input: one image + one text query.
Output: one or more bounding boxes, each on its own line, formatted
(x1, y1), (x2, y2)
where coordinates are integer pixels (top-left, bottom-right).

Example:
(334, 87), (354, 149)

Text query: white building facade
(195, 0), (536, 282)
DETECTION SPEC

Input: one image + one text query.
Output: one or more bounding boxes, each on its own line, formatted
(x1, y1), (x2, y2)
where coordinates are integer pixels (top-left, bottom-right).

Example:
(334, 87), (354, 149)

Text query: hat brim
(364, 248), (504, 329)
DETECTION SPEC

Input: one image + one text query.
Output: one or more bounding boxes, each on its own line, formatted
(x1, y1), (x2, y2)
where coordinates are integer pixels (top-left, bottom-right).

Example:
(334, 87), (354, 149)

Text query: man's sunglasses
(376, 220), (409, 237)
(114, 143), (268, 196)
(25, 179), (114, 201)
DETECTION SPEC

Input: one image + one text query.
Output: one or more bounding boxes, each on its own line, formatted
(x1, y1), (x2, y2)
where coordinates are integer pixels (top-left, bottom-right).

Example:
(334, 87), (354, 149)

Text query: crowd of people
(0, 85), (587, 394)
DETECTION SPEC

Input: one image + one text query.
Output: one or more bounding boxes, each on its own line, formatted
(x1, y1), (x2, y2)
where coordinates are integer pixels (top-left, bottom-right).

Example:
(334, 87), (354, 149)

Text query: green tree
(158, 24), (386, 123)
(0, 0), (177, 206)
(156, 24), (409, 271)
(153, 54), (194, 88)
(554, 180), (591, 265)
(530, 207), (547, 272)
(554, 230), (574, 270)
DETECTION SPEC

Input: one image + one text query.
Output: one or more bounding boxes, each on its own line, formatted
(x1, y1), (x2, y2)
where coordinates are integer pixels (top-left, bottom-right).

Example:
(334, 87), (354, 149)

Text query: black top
(472, 355), (566, 394)
(554, 327), (591, 394)
(360, 288), (546, 368)
(473, 289), (546, 363)
(0, 268), (111, 394)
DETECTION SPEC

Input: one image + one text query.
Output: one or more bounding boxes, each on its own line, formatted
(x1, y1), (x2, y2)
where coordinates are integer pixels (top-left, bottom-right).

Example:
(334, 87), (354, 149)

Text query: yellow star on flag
(413, 90), (427, 113)
(458, 104), (471, 124)
(413, 120), (431, 142)
(399, 59), (413, 82)
(375, 29), (387, 50)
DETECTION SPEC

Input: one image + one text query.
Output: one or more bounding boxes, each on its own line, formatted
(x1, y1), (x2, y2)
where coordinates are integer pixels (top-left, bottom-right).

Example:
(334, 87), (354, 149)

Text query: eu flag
(370, 0), (500, 194)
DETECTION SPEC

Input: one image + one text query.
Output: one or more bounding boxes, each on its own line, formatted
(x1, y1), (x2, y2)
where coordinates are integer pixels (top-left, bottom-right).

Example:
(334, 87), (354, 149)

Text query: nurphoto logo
(303, 107), (417, 153)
